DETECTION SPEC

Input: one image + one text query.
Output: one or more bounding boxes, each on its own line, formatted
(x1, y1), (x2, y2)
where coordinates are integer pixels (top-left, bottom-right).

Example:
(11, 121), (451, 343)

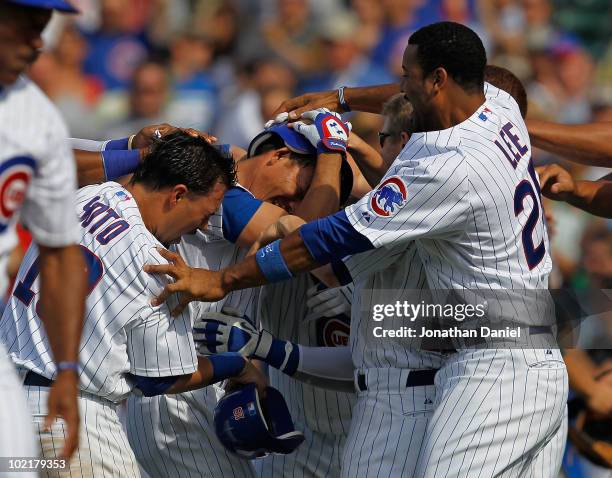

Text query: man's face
(400, 45), (432, 124)
(248, 151), (315, 214)
(160, 182), (227, 245)
(379, 117), (408, 167)
(0, 4), (51, 86)
(130, 65), (168, 118)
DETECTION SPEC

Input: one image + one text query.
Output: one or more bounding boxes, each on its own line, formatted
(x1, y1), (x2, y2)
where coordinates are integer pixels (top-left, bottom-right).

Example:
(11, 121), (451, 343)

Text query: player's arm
(270, 84), (401, 120)
(147, 155), (469, 311)
(527, 119), (612, 167)
(193, 309), (355, 392)
(347, 131), (387, 187)
(537, 164), (612, 218)
(21, 130), (87, 459)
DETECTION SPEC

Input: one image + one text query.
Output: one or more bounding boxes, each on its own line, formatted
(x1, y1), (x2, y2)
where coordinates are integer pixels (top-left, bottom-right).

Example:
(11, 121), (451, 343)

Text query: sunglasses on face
(378, 131), (393, 148)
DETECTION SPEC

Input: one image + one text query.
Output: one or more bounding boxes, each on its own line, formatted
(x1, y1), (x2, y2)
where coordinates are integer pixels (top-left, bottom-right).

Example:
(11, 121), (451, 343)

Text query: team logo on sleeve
(0, 156), (36, 232)
(370, 176), (407, 217)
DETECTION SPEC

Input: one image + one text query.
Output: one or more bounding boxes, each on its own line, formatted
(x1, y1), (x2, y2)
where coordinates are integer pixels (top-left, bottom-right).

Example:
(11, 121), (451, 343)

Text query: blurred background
(20, 1), (612, 476)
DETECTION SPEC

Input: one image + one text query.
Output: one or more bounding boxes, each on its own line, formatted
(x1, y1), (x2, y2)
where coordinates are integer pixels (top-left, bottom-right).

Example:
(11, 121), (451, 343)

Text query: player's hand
(45, 370), (80, 459)
(194, 307), (273, 359)
(247, 215), (306, 256)
(536, 164), (577, 202)
(267, 90), (341, 127)
(291, 108), (351, 154)
(586, 381), (612, 416)
(132, 123), (180, 149)
(145, 248), (226, 315)
(231, 359), (268, 396)
(304, 283), (353, 322)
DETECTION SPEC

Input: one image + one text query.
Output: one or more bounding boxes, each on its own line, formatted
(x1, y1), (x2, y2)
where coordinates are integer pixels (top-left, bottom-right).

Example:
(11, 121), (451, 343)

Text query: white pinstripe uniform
(126, 186), (260, 478)
(0, 77), (80, 475)
(1, 182), (198, 477)
(339, 83), (568, 477)
(254, 273), (355, 478)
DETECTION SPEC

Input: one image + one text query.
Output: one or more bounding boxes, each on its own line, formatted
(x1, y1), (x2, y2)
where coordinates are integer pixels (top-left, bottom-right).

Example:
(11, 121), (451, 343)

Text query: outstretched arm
(528, 119), (612, 167)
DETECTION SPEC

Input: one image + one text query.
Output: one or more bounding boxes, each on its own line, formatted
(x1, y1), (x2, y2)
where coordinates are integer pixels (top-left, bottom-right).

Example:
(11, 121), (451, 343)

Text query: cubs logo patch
(233, 406), (245, 420)
(316, 315), (350, 347)
(0, 156), (36, 233)
(370, 176), (407, 217)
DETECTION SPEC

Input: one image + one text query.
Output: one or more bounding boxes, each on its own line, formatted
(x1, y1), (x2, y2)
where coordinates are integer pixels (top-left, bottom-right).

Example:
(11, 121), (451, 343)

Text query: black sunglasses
(378, 131), (393, 148)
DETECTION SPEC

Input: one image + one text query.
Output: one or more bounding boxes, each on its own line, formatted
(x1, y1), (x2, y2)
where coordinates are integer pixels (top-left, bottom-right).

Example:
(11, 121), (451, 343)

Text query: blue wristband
(102, 149), (141, 180)
(266, 338), (300, 376)
(104, 137), (130, 150)
(214, 144), (233, 160)
(255, 239), (293, 282)
(209, 352), (245, 383)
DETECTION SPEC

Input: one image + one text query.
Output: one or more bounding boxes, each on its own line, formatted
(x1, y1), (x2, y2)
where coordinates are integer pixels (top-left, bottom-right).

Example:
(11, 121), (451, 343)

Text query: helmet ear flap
(214, 384), (304, 459)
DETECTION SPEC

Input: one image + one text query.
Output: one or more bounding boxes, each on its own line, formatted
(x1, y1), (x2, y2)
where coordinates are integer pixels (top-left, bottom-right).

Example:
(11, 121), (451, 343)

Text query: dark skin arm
(147, 230), (319, 315)
(165, 356), (267, 395)
(537, 164), (612, 218)
(527, 119), (612, 167)
(271, 84), (401, 119)
(37, 244), (87, 459)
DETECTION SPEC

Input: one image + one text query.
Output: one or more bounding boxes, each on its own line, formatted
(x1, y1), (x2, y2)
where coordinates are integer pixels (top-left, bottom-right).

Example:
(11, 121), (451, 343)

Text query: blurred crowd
(29, 0), (612, 297)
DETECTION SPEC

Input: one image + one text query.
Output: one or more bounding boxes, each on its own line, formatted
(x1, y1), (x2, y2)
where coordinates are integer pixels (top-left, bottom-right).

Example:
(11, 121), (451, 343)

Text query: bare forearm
(166, 357), (214, 394)
(222, 230), (319, 292)
(566, 180), (612, 218)
(348, 141), (386, 186)
(527, 119), (612, 166)
(38, 245), (86, 364)
(345, 83), (400, 114)
(75, 150), (106, 187)
(294, 153), (342, 221)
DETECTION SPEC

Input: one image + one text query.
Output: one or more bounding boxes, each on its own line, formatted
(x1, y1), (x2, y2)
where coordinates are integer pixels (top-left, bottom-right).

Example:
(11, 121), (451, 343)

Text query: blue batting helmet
(214, 383), (305, 459)
(247, 124), (354, 206)
(5, 0), (79, 13)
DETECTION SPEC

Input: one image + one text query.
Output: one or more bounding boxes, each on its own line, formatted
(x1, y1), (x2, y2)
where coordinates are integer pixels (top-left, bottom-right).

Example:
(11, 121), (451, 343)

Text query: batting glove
(304, 283), (353, 322)
(292, 108), (351, 155)
(193, 306), (273, 359)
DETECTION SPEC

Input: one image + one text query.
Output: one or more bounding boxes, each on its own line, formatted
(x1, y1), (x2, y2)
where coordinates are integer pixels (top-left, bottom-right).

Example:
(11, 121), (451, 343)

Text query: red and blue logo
(0, 156), (36, 233)
(370, 176), (407, 217)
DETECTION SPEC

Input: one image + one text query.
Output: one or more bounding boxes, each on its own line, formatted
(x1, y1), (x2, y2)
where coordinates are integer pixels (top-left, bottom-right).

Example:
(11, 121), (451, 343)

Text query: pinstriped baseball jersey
(345, 83), (551, 296)
(257, 273), (355, 435)
(127, 184), (262, 478)
(343, 244), (447, 371)
(0, 77), (80, 296)
(1, 182), (197, 403)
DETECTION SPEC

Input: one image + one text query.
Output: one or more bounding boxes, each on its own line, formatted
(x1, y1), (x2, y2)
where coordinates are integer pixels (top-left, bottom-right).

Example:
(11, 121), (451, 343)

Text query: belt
(357, 369), (437, 392)
(24, 371), (53, 387)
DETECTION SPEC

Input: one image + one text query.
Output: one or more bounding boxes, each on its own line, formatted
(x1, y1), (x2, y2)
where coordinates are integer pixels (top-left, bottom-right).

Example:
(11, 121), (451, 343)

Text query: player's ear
(267, 147), (290, 165)
(431, 67), (447, 92)
(171, 184), (189, 205)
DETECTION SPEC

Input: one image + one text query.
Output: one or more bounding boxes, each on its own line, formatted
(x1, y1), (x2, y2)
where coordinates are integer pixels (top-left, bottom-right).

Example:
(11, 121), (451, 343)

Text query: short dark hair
(484, 65), (528, 118)
(131, 132), (236, 194)
(408, 22), (486, 93)
(381, 94), (414, 136)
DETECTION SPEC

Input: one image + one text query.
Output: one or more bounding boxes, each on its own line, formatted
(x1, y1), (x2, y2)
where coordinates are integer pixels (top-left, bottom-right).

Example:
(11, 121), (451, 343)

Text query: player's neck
(125, 182), (164, 235)
(420, 89), (486, 132)
(234, 158), (252, 190)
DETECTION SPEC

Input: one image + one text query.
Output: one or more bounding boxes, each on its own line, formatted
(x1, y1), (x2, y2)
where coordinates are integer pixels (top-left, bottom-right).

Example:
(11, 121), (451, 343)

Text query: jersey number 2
(13, 245), (104, 308)
(514, 161), (545, 270)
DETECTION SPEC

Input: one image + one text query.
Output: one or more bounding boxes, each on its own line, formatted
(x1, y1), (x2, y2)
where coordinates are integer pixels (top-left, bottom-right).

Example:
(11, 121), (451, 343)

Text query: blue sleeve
(129, 374), (179, 397)
(221, 187), (263, 243)
(299, 209), (374, 265)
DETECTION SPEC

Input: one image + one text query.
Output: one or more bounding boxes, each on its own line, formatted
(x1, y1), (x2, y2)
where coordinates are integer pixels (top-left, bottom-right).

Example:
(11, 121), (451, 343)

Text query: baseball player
(68, 117), (353, 477)
(0, 0), (87, 468)
(148, 22), (568, 477)
(1, 132), (267, 476)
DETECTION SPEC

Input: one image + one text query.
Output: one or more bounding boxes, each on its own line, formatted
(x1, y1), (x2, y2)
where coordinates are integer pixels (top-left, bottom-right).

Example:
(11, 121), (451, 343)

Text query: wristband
(338, 86), (351, 112)
(208, 352), (246, 383)
(104, 137), (130, 151)
(255, 239), (293, 282)
(213, 144), (233, 161)
(57, 361), (79, 372)
(265, 338), (300, 376)
(317, 139), (347, 155)
(127, 134), (136, 150)
(101, 149), (141, 180)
